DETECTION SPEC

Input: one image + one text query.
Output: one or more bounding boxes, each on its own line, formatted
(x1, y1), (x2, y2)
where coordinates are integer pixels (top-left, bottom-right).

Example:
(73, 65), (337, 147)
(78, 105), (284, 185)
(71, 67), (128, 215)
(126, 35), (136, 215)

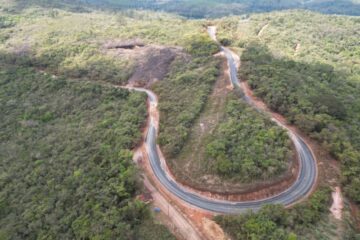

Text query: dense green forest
(206, 94), (291, 181)
(0, 63), (175, 239)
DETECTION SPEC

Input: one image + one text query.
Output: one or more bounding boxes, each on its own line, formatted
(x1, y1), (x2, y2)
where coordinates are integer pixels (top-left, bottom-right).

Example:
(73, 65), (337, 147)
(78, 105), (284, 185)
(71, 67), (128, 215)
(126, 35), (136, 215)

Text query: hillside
(0, 0), (297, 194)
(1, 1), (360, 240)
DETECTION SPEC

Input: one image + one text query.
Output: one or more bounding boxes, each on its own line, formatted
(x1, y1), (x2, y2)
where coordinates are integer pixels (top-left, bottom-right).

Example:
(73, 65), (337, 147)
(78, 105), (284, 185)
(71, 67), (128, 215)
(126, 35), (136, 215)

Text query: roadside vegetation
(215, 188), (345, 240)
(206, 94), (291, 181)
(216, 187), (359, 239)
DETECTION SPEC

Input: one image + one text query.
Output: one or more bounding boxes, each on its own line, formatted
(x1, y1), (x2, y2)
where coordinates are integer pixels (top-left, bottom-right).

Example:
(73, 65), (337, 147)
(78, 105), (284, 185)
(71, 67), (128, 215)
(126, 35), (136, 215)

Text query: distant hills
(85, 0), (360, 17)
(3, 0), (360, 17)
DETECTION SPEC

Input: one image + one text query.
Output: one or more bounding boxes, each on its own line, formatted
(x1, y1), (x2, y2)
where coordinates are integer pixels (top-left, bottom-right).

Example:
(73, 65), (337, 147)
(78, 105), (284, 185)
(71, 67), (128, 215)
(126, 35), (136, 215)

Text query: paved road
(130, 27), (317, 214)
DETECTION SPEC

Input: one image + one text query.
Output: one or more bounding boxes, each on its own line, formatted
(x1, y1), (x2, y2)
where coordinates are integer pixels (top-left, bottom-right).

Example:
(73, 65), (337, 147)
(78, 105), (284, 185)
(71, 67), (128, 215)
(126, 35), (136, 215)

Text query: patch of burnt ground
(104, 39), (183, 87)
(129, 47), (180, 87)
(104, 39), (145, 49)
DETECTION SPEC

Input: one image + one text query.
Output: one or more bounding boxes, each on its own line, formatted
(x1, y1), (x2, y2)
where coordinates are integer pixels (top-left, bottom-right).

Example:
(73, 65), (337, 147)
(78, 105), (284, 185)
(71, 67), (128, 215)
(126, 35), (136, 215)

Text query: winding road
(128, 27), (317, 214)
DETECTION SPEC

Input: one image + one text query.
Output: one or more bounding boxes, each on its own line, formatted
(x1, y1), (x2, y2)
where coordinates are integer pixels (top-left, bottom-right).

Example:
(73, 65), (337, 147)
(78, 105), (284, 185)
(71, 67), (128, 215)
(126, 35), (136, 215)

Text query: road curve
(127, 27), (317, 214)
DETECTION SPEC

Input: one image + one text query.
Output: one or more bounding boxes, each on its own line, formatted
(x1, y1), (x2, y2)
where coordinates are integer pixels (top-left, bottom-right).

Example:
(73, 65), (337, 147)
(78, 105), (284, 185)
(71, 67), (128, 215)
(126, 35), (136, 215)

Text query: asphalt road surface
(130, 27), (317, 213)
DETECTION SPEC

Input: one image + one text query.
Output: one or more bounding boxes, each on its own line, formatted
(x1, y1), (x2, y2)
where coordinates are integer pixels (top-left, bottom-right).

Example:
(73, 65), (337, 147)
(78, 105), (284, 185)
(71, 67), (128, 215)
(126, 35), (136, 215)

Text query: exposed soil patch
(330, 187), (344, 220)
(202, 217), (227, 240)
(128, 47), (181, 87)
(104, 39), (183, 87)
